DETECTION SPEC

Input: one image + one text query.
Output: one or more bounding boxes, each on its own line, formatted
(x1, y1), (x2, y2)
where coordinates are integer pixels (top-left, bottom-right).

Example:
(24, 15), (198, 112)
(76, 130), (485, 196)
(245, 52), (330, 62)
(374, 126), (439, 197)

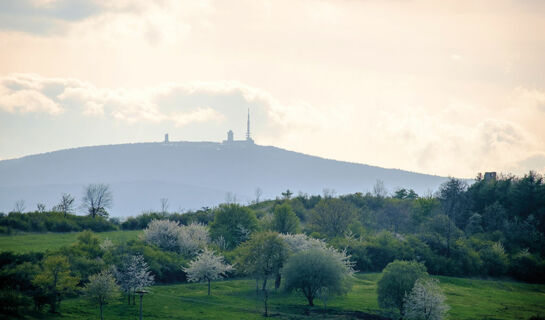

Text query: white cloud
(0, 81), (62, 114)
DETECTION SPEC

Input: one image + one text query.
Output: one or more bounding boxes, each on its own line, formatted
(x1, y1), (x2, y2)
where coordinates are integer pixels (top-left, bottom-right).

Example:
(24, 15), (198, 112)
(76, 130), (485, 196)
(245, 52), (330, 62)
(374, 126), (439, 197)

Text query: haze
(1, 0), (545, 178)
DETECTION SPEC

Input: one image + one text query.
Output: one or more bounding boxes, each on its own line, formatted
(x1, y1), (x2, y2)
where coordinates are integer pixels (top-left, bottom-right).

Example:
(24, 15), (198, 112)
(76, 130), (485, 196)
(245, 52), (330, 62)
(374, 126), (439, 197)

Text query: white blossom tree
(178, 222), (210, 256)
(184, 249), (233, 296)
(279, 233), (354, 274)
(403, 278), (449, 320)
(142, 219), (181, 251)
(84, 270), (120, 320)
(114, 255), (154, 305)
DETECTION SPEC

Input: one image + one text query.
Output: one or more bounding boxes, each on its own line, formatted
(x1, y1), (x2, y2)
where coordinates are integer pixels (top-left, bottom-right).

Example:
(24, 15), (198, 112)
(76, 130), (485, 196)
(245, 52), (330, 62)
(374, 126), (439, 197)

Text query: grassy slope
(46, 274), (545, 320)
(0, 230), (140, 253)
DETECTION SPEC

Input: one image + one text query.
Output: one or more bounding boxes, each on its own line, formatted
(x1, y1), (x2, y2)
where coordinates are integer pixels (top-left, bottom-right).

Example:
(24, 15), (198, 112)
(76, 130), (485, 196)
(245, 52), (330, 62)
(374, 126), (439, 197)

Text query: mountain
(0, 141), (449, 216)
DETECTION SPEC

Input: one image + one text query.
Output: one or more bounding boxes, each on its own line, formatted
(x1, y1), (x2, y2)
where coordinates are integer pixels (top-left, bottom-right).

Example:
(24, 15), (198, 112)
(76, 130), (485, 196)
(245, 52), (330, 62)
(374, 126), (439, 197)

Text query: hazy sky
(1, 0), (544, 178)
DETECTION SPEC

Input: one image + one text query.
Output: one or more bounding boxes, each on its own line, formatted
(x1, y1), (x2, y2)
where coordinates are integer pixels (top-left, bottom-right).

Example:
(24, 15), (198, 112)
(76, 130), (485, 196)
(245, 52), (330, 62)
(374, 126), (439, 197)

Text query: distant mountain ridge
(0, 141), (449, 216)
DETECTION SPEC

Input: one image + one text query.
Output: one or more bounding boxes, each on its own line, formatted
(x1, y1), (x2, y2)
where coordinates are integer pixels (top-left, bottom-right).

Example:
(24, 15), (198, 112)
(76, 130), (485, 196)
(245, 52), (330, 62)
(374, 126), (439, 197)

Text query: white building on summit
(223, 109), (255, 145)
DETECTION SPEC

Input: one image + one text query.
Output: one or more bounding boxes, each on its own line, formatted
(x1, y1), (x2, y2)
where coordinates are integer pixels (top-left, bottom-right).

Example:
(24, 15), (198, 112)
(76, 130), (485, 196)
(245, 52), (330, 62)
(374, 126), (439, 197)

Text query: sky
(0, 0), (544, 178)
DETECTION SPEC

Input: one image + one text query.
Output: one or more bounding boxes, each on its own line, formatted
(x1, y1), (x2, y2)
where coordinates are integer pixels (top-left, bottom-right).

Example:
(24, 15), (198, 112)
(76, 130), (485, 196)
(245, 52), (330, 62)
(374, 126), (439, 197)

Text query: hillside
(0, 141), (449, 216)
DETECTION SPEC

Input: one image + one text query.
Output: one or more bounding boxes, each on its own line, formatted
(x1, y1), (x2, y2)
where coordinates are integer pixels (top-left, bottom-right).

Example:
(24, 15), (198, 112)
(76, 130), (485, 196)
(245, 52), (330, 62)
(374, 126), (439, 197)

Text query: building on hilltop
(223, 109), (255, 145)
(484, 172), (497, 181)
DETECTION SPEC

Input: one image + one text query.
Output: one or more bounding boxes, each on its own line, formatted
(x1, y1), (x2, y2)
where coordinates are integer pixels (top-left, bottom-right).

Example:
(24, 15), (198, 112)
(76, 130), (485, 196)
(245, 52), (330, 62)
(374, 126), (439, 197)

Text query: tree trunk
(262, 288), (269, 317)
(100, 302), (103, 320)
(128, 292), (131, 305)
(207, 278), (211, 296)
(275, 273), (281, 290)
(49, 295), (57, 313)
(255, 279), (259, 296)
(262, 278), (267, 291)
(307, 296), (314, 306)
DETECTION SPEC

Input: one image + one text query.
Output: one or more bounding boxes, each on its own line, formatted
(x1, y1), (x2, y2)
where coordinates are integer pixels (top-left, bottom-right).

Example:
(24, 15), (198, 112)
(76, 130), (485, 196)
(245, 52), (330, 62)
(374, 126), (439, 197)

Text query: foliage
(178, 222), (210, 256)
(142, 219), (181, 251)
(236, 231), (289, 291)
(283, 247), (353, 306)
(403, 278), (449, 320)
(114, 254), (154, 304)
(33, 255), (79, 313)
(210, 204), (259, 249)
(184, 249), (233, 295)
(309, 198), (356, 237)
(271, 203), (299, 234)
(83, 270), (120, 320)
(0, 211), (118, 233)
(377, 260), (428, 314)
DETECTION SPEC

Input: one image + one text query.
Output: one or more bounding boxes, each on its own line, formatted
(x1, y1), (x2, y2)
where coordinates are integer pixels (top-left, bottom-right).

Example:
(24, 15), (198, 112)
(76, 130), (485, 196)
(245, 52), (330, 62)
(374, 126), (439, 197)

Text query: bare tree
(82, 184), (113, 218)
(56, 193), (75, 217)
(225, 192), (238, 204)
(373, 180), (388, 198)
(13, 200), (25, 213)
(160, 198), (169, 215)
(36, 203), (46, 213)
(254, 187), (263, 204)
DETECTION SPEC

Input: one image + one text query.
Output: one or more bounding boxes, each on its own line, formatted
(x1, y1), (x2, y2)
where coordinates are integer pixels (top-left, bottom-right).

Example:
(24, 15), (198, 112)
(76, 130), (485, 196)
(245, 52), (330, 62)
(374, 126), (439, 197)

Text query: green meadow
(42, 273), (545, 320)
(2, 231), (544, 319)
(0, 230), (140, 253)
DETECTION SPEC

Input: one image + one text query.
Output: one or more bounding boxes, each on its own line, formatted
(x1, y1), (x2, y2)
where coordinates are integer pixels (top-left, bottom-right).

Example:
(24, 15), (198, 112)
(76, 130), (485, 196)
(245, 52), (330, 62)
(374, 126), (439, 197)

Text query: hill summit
(0, 140), (448, 216)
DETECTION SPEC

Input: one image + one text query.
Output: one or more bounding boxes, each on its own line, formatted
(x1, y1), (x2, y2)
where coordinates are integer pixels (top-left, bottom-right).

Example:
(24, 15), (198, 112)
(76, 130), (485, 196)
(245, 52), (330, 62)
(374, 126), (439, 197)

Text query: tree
(281, 189), (293, 200)
(142, 219), (181, 251)
(271, 203), (299, 234)
(36, 203), (46, 213)
(237, 231), (288, 315)
(178, 222), (210, 256)
(255, 187), (263, 204)
(56, 193), (75, 217)
(82, 184), (113, 218)
(184, 249), (233, 296)
(210, 204), (258, 249)
(310, 198), (356, 237)
(373, 180), (388, 198)
(403, 278), (449, 320)
(84, 270), (120, 320)
(283, 248), (352, 306)
(160, 198), (169, 215)
(438, 178), (468, 257)
(33, 255), (79, 313)
(377, 260), (428, 315)
(114, 255), (154, 305)
(14, 199), (25, 213)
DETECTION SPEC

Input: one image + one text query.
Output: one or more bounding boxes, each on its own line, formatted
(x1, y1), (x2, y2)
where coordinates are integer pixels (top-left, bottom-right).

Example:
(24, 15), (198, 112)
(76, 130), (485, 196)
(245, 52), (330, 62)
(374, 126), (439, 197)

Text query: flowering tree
(142, 219), (181, 251)
(84, 270), (120, 320)
(114, 255), (154, 305)
(184, 249), (233, 296)
(178, 222), (210, 256)
(403, 278), (449, 320)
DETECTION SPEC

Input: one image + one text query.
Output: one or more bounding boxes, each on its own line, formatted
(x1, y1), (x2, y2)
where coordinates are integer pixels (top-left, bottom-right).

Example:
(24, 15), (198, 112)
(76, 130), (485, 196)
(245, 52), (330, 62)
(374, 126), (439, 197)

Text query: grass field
(0, 230), (141, 253)
(41, 273), (545, 320)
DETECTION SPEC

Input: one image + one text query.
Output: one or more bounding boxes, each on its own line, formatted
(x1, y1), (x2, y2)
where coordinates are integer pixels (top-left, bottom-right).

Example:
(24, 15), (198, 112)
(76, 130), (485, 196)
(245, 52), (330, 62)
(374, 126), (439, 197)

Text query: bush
(283, 248), (352, 306)
(377, 260), (428, 314)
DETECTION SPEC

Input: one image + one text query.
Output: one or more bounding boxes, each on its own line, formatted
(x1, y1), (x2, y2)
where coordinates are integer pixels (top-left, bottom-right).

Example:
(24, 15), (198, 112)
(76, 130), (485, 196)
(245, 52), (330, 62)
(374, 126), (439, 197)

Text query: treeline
(1, 171), (544, 317)
(0, 211), (118, 234)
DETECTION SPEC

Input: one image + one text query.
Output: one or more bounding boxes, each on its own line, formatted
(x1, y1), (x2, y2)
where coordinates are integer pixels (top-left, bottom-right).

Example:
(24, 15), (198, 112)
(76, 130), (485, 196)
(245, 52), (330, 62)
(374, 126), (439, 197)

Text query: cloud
(0, 0), (102, 34)
(0, 77), (62, 114)
(0, 73), (277, 129)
